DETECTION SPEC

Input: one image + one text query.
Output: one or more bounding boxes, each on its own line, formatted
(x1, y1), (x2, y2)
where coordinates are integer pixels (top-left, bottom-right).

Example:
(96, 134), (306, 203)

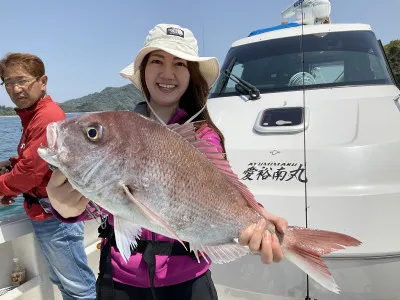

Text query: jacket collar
(15, 95), (53, 127)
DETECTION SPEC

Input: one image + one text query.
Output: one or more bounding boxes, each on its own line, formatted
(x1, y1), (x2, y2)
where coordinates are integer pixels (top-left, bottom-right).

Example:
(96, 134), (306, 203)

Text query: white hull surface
(207, 86), (400, 300)
(0, 215), (100, 300)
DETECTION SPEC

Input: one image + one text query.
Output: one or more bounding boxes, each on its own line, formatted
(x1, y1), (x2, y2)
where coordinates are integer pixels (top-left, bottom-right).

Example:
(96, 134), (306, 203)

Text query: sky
(0, 0), (399, 106)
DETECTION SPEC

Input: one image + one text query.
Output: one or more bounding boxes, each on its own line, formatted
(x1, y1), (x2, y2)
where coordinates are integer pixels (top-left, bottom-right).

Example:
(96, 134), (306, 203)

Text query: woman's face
(144, 50), (190, 108)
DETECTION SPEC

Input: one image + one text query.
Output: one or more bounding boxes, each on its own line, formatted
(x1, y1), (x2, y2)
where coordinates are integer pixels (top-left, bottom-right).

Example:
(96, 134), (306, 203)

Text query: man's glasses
(0, 77), (40, 89)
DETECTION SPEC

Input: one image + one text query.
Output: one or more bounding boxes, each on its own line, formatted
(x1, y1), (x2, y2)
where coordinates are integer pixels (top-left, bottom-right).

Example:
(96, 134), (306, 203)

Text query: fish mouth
(37, 122), (61, 166)
(46, 122), (59, 152)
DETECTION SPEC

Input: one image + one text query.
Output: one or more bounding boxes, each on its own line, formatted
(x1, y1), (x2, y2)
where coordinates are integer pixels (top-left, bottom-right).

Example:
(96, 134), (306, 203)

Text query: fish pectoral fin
(190, 242), (250, 264)
(120, 183), (187, 251)
(114, 217), (142, 263)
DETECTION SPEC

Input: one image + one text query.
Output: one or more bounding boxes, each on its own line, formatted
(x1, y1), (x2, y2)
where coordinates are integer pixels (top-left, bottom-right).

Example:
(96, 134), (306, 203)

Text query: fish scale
(136, 126), (259, 242)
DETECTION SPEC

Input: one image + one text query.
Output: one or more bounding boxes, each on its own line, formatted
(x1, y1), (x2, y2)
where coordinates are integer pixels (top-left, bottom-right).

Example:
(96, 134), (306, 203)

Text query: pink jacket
(52, 105), (223, 288)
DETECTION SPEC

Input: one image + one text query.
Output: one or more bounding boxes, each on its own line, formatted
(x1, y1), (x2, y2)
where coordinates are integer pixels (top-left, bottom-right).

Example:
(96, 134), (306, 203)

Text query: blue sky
(0, 0), (398, 106)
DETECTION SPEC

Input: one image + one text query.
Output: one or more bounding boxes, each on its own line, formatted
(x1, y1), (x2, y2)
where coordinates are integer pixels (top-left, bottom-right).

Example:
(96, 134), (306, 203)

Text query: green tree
(76, 102), (99, 112)
(0, 105), (16, 116)
(384, 40), (400, 84)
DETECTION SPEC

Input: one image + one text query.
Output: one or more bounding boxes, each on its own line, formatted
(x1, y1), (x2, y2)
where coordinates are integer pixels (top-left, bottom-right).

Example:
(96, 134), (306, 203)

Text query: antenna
(202, 23), (205, 56)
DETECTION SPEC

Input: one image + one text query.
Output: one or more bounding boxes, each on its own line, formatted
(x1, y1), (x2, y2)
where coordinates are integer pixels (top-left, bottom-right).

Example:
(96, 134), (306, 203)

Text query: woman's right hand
(46, 169), (89, 218)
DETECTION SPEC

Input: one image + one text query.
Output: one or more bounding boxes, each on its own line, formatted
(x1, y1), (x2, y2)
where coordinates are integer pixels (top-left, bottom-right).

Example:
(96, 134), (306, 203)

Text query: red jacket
(0, 95), (66, 221)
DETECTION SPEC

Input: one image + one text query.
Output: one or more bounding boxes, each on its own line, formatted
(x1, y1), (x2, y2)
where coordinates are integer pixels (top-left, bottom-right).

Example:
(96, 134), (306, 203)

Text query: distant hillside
(0, 83), (144, 116)
(0, 105), (16, 116)
(58, 84), (144, 113)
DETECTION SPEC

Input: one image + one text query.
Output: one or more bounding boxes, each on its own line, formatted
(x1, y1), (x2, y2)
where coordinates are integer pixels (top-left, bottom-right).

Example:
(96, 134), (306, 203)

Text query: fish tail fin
(282, 226), (361, 294)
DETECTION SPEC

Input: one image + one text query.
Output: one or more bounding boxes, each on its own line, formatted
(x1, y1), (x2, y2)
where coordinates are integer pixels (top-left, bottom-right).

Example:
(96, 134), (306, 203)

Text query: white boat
(1, 1), (399, 299)
(207, 1), (400, 299)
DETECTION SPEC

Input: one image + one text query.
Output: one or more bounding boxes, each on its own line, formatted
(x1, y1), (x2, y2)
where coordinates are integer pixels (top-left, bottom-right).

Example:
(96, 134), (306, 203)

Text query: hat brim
(120, 45), (220, 90)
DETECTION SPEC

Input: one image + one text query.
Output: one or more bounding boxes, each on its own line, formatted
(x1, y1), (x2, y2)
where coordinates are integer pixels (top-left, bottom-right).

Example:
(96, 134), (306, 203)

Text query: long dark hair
(139, 53), (226, 153)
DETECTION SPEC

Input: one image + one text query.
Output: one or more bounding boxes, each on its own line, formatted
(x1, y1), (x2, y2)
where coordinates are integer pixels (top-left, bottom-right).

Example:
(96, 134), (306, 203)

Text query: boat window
(226, 63), (244, 90)
(210, 30), (395, 98)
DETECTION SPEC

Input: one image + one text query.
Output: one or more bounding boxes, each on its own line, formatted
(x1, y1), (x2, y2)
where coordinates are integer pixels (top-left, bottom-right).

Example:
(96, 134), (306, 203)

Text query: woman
(47, 24), (288, 300)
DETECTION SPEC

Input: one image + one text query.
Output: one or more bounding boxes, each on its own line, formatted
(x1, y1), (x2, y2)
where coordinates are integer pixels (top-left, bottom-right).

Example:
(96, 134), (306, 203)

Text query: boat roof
(232, 23), (373, 47)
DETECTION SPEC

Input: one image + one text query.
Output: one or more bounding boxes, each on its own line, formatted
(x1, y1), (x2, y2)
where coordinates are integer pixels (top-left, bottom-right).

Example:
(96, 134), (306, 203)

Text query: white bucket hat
(120, 23), (220, 90)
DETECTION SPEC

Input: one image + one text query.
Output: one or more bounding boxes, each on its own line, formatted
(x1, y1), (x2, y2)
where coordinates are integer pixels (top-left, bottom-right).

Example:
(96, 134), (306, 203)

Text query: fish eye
(86, 125), (103, 141)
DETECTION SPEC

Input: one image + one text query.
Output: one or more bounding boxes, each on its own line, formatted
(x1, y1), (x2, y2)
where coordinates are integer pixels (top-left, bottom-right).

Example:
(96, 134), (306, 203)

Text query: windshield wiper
(216, 57), (237, 96)
(223, 70), (261, 100)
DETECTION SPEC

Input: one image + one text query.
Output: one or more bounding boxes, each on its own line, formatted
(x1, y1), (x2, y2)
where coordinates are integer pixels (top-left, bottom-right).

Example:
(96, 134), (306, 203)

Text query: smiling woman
(46, 23), (290, 300)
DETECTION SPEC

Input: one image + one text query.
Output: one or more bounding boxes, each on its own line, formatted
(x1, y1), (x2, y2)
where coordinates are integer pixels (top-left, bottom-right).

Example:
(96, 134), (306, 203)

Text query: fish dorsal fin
(166, 122), (269, 220)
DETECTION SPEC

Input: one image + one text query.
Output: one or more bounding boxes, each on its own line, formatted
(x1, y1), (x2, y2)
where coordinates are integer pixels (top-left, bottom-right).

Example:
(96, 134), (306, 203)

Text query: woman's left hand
(238, 208), (288, 264)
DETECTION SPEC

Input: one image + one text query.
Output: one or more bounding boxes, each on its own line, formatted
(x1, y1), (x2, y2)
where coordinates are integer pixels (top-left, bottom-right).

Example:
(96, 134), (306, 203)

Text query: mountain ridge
(0, 84), (144, 116)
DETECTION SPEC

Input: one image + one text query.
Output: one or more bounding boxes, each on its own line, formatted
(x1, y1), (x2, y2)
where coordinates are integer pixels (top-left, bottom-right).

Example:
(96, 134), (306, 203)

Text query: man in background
(0, 52), (96, 300)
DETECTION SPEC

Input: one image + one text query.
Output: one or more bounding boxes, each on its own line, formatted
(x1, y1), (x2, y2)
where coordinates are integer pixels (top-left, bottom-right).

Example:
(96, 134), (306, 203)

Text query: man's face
(2, 65), (47, 109)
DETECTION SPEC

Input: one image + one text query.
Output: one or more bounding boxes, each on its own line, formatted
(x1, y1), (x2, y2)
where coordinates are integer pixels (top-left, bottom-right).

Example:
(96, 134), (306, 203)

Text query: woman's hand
(238, 209), (288, 264)
(46, 169), (89, 218)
